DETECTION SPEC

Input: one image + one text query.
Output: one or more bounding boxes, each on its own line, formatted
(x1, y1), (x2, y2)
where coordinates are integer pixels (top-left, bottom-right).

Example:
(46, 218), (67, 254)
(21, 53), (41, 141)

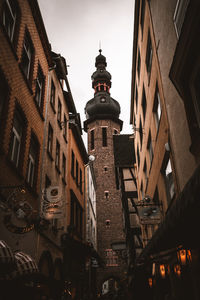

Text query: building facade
(130, 1), (200, 299)
(0, 0), (54, 298)
(0, 1), (92, 300)
(84, 51), (126, 297)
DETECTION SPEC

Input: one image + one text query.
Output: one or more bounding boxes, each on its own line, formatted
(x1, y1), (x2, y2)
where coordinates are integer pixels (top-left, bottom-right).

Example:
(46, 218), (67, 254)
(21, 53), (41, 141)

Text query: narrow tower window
(102, 127), (107, 147)
(90, 129), (94, 150)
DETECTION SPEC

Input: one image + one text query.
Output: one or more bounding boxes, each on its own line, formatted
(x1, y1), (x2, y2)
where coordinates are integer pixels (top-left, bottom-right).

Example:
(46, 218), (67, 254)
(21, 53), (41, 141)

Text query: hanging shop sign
(4, 214), (34, 234)
(41, 186), (64, 219)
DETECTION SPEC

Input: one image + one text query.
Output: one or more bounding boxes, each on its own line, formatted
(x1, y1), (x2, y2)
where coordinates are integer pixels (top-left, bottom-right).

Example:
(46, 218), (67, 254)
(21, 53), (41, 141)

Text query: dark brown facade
(130, 1), (200, 300)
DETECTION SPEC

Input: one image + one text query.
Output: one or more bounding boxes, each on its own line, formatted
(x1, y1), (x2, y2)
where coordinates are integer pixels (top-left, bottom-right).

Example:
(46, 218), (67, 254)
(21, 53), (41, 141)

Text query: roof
(113, 134), (136, 167)
(28, 0), (52, 67)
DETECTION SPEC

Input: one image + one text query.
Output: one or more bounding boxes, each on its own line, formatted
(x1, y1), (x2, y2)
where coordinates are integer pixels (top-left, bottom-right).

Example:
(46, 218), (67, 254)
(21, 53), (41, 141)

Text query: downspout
(36, 65), (55, 260)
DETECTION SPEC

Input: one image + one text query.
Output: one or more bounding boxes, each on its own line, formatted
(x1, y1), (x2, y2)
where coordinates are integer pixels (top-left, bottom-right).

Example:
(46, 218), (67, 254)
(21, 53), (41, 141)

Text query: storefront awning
(138, 164), (200, 262)
(0, 240), (15, 265)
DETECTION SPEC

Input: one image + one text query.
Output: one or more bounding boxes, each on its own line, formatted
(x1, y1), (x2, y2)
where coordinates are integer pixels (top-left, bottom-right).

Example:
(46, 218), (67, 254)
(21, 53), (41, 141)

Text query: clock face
(100, 97), (106, 103)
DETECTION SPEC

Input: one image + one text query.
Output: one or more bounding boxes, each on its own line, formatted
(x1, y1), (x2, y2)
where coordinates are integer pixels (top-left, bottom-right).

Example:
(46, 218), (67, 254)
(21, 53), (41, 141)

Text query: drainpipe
(36, 64), (55, 260)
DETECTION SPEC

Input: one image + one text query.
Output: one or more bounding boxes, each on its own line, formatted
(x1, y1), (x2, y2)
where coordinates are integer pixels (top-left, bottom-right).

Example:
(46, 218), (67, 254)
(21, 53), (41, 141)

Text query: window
(114, 129), (118, 135)
(70, 192), (83, 237)
(146, 31), (153, 76)
(137, 49), (141, 80)
(26, 135), (38, 188)
(153, 187), (159, 205)
(47, 123), (53, 156)
(143, 159), (148, 186)
(141, 181), (144, 200)
(0, 69), (9, 132)
(142, 88), (147, 121)
(135, 85), (138, 113)
(79, 169), (83, 193)
(55, 140), (60, 169)
(139, 118), (143, 148)
(147, 132), (153, 166)
(104, 191), (109, 199)
(90, 129), (94, 150)
(173, 0), (190, 38)
(35, 64), (44, 109)
(62, 153), (66, 179)
(105, 249), (118, 267)
(2, 0), (18, 43)
(137, 145), (140, 167)
(105, 219), (110, 227)
(102, 127), (107, 147)
(63, 114), (67, 139)
(57, 98), (62, 124)
(9, 110), (23, 168)
(45, 175), (51, 188)
(71, 150), (75, 178)
(162, 156), (175, 204)
(153, 86), (162, 131)
(76, 160), (79, 185)
(21, 31), (34, 80)
(140, 0), (145, 36)
(50, 80), (55, 108)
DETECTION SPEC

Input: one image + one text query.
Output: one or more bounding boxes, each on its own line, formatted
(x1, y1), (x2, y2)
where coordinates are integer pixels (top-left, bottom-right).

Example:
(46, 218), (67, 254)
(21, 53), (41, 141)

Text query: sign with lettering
(4, 214), (34, 234)
(41, 186), (64, 219)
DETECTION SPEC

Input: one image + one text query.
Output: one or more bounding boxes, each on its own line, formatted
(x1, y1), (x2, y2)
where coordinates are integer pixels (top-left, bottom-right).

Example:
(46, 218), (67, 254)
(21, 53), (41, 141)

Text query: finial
(99, 41), (102, 54)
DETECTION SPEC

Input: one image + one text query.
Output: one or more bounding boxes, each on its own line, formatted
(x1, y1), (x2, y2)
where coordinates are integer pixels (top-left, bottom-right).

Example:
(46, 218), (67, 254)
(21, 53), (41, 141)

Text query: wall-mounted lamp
(177, 247), (192, 265)
(148, 277), (153, 288)
(85, 155), (95, 167)
(174, 264), (181, 277)
(159, 264), (167, 279)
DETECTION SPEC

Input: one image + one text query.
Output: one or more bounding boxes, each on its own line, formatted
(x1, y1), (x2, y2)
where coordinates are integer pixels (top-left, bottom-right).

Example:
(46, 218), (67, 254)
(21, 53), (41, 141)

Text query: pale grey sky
(38, 0), (134, 143)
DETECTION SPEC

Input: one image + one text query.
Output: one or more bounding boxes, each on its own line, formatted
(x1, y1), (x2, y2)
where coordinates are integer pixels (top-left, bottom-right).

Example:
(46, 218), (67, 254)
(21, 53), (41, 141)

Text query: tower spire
(99, 41), (102, 54)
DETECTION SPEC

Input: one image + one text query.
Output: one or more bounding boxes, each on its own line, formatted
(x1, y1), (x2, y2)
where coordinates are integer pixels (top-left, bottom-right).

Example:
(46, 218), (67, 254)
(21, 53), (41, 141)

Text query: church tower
(84, 50), (126, 294)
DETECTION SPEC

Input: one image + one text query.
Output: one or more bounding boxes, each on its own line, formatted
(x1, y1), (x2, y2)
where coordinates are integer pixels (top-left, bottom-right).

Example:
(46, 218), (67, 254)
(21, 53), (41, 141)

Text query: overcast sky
(37, 0), (134, 144)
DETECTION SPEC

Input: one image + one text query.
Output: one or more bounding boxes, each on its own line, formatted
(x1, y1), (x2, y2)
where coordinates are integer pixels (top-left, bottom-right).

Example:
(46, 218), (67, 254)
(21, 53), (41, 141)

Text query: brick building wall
(0, 0), (51, 258)
(87, 118), (126, 291)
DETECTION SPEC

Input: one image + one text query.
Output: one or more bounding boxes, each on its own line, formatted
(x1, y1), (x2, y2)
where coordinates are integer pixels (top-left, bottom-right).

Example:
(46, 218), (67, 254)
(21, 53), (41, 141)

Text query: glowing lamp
(177, 248), (192, 265)
(159, 264), (166, 279)
(148, 277), (153, 288)
(174, 264), (181, 277)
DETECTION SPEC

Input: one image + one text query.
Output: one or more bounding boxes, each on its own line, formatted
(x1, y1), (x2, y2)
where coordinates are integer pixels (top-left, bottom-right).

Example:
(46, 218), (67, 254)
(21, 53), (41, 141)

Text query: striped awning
(0, 240), (15, 265)
(11, 251), (39, 278)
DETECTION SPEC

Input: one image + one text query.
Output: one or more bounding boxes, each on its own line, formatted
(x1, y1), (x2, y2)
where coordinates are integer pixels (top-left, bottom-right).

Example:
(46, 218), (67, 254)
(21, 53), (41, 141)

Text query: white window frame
(55, 140), (60, 168)
(10, 118), (22, 167)
(35, 66), (43, 107)
(27, 151), (35, 187)
(153, 89), (162, 130)
(21, 34), (32, 79)
(174, 0), (190, 38)
(3, 0), (16, 42)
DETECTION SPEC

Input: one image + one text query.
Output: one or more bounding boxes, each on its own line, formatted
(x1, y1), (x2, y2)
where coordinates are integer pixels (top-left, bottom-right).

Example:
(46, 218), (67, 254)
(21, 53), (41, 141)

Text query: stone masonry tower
(84, 50), (126, 294)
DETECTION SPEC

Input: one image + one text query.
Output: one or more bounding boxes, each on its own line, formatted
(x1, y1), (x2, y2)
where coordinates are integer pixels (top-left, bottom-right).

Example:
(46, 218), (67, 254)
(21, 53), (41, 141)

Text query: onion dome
(85, 50), (121, 120)
(85, 92), (120, 119)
